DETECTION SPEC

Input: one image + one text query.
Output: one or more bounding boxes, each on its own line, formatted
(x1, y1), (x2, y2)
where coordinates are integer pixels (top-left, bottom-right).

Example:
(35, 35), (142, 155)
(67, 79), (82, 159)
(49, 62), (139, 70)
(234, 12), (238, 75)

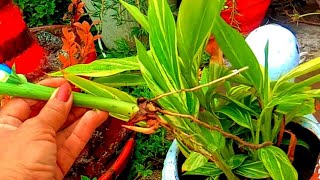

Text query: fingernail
(55, 83), (71, 102)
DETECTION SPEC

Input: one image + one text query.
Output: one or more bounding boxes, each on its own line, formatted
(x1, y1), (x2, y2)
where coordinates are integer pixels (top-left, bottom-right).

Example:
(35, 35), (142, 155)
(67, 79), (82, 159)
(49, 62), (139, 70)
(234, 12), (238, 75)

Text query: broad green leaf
(177, 0), (224, 81)
(50, 56), (139, 77)
(183, 162), (223, 177)
(225, 96), (259, 117)
(63, 73), (136, 103)
(228, 85), (253, 100)
(148, 0), (181, 87)
(92, 73), (146, 87)
(63, 73), (136, 121)
(258, 146), (298, 180)
(275, 57), (320, 87)
(182, 151), (208, 172)
(218, 106), (253, 130)
(277, 74), (320, 96)
(200, 67), (210, 93)
(227, 154), (248, 169)
(212, 16), (263, 94)
(198, 111), (225, 151)
(136, 39), (193, 131)
(229, 125), (251, 136)
(135, 39), (177, 111)
(277, 98), (315, 122)
(234, 160), (270, 179)
(268, 94), (315, 121)
(119, 0), (150, 32)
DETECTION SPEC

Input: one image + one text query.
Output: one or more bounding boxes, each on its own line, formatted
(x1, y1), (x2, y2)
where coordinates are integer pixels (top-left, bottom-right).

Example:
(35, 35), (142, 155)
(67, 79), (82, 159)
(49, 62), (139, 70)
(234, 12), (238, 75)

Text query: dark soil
(34, 30), (64, 73)
(286, 122), (320, 180)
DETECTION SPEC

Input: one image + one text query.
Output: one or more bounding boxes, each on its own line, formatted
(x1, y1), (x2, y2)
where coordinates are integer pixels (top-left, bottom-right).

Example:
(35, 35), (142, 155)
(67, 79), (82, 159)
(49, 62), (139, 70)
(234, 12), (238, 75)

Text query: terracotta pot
(66, 116), (135, 180)
(29, 25), (97, 79)
(221, 0), (271, 35)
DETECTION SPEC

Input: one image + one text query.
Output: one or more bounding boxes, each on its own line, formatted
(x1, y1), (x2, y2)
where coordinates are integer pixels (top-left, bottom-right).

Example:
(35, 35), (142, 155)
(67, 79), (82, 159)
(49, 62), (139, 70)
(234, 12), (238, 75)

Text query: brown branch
(158, 108), (272, 150)
(151, 67), (249, 101)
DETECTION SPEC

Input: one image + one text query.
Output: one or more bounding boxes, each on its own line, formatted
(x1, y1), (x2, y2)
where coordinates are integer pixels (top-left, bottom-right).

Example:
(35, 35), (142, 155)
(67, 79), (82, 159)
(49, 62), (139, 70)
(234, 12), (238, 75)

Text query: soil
(34, 30), (64, 73)
(140, 170), (162, 180)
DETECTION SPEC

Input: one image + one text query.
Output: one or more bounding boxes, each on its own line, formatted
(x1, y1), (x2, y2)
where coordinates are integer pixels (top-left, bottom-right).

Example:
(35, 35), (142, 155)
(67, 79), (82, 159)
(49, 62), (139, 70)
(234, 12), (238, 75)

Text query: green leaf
(227, 154), (248, 169)
(63, 73), (136, 121)
(281, 138), (310, 150)
(183, 162), (223, 177)
(234, 160), (270, 179)
(177, 0), (224, 81)
(275, 57), (320, 87)
(182, 151), (208, 172)
(258, 146), (298, 180)
(212, 16), (263, 94)
(119, 0), (150, 32)
(50, 57), (140, 77)
(92, 73), (146, 87)
(277, 74), (320, 96)
(218, 106), (253, 130)
(197, 111), (225, 152)
(148, 0), (181, 87)
(263, 40), (271, 104)
(80, 175), (92, 180)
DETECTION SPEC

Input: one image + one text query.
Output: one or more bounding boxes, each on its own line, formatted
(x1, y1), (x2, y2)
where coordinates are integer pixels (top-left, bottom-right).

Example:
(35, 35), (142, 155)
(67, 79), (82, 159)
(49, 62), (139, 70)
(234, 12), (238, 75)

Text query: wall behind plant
(14, 0), (68, 27)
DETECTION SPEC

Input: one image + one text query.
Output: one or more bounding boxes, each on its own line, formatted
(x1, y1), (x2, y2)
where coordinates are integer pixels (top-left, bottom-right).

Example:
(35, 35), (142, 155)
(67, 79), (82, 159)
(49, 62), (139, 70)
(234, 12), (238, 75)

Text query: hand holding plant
(0, 78), (108, 179)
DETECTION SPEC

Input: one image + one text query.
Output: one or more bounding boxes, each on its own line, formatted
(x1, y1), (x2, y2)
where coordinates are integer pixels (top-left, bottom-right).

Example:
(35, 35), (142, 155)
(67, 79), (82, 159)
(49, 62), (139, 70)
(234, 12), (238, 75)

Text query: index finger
(33, 82), (73, 132)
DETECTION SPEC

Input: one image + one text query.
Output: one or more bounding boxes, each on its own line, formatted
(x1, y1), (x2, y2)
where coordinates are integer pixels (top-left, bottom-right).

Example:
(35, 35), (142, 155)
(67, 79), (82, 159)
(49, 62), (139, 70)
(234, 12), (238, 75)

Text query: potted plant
(0, 0), (319, 179)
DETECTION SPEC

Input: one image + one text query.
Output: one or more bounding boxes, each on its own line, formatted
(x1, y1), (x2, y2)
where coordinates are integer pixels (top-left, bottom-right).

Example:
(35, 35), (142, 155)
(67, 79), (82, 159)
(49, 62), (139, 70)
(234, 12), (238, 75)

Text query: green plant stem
(0, 82), (139, 118)
(173, 130), (239, 180)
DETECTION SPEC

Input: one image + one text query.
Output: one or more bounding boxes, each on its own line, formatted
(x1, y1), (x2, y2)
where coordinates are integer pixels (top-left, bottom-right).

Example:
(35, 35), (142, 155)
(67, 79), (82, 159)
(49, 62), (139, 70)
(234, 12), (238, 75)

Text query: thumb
(34, 82), (73, 132)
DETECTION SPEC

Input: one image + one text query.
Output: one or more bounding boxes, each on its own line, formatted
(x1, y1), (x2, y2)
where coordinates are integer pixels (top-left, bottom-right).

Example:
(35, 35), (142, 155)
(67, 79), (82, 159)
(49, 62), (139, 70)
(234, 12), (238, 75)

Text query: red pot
(221, 0), (271, 35)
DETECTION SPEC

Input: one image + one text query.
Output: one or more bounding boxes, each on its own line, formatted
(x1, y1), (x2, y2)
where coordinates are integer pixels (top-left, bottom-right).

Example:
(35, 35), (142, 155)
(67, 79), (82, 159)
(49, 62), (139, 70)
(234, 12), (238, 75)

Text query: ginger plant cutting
(1, 0), (320, 179)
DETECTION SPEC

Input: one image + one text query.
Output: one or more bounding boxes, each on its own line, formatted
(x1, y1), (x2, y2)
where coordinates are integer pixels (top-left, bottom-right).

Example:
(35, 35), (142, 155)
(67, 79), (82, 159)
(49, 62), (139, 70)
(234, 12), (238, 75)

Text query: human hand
(0, 78), (109, 179)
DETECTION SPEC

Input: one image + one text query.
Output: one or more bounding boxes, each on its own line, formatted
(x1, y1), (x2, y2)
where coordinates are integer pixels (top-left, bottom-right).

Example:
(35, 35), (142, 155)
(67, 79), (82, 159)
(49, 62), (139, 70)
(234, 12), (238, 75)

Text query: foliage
(127, 128), (171, 180)
(80, 175), (97, 180)
(64, 0), (85, 23)
(14, 0), (67, 27)
(105, 39), (136, 58)
(58, 0), (101, 68)
(59, 21), (101, 68)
